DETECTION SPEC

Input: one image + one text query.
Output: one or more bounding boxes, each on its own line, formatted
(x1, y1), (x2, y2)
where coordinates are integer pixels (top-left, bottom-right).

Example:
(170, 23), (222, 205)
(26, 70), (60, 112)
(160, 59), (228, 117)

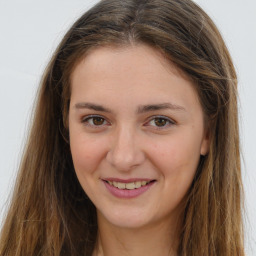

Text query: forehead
(71, 44), (192, 82)
(69, 44), (201, 113)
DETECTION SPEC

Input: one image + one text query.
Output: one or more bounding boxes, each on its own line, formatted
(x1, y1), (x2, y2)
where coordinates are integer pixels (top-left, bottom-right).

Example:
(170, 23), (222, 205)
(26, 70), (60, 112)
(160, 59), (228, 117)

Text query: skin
(68, 44), (209, 256)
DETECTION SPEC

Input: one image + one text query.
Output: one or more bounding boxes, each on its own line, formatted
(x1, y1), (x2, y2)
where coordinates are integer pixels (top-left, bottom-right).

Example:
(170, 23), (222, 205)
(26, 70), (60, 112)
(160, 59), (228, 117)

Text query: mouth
(103, 179), (156, 190)
(102, 179), (156, 198)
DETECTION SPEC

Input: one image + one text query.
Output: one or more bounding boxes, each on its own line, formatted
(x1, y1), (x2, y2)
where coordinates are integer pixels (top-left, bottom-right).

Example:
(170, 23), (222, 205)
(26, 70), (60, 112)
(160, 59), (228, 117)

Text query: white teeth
(118, 182), (125, 189)
(107, 180), (151, 190)
(135, 181), (141, 188)
(125, 182), (136, 190)
(141, 181), (147, 186)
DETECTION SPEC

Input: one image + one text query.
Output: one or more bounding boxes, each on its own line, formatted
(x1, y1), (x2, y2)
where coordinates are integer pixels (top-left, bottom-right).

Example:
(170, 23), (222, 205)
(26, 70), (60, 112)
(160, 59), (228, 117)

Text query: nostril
(106, 151), (144, 171)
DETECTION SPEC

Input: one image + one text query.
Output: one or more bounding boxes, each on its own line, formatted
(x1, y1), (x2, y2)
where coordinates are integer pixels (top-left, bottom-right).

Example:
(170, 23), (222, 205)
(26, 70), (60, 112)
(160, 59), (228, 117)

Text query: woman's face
(69, 44), (209, 229)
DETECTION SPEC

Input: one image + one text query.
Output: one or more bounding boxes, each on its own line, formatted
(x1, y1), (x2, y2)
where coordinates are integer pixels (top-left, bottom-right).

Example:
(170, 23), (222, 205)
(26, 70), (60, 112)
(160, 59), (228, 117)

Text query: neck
(93, 212), (181, 256)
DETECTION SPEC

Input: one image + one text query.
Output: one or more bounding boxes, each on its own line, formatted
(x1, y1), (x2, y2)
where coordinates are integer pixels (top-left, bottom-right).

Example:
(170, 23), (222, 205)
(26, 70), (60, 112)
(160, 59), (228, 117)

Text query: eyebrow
(137, 103), (186, 114)
(74, 102), (112, 112)
(74, 102), (186, 113)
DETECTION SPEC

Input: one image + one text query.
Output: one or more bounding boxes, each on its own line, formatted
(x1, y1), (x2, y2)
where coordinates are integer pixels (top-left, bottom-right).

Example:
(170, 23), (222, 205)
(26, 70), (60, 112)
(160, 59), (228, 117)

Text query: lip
(102, 177), (153, 183)
(102, 179), (156, 199)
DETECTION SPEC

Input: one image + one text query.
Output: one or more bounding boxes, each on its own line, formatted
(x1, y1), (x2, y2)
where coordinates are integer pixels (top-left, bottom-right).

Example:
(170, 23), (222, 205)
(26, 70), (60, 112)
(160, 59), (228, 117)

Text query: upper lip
(102, 178), (156, 183)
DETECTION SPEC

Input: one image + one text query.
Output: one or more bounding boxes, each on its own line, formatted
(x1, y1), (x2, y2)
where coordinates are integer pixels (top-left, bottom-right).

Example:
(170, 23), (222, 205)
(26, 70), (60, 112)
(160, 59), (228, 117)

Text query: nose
(106, 126), (145, 171)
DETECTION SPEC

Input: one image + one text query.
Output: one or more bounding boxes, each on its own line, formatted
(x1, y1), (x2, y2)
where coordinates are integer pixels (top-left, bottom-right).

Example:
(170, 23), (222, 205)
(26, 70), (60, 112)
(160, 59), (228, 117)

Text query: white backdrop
(0, 0), (255, 255)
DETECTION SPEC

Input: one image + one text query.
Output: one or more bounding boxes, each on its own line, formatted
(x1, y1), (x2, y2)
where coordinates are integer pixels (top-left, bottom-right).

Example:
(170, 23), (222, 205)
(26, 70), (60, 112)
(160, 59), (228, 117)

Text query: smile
(103, 179), (156, 199)
(106, 180), (151, 190)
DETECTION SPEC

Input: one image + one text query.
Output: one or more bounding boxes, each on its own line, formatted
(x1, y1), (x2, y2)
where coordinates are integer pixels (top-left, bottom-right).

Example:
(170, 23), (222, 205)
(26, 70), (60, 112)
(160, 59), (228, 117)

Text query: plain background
(0, 0), (255, 254)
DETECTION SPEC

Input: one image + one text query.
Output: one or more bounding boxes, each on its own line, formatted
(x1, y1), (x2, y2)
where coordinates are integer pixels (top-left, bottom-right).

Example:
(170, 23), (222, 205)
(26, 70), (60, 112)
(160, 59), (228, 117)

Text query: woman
(0, 0), (244, 255)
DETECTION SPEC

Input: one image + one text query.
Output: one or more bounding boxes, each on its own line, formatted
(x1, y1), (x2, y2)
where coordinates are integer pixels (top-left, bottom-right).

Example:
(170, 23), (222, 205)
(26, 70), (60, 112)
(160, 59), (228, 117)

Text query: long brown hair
(0, 0), (244, 255)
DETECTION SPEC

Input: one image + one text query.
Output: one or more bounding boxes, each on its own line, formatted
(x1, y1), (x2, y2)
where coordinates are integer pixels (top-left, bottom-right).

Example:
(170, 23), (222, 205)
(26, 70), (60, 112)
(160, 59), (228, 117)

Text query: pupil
(155, 118), (166, 126)
(93, 117), (104, 125)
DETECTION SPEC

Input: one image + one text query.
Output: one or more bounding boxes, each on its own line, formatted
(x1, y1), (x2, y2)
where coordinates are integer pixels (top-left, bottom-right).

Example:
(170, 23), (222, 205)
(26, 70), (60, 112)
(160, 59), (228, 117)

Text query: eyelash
(81, 115), (110, 128)
(81, 115), (176, 129)
(144, 115), (176, 129)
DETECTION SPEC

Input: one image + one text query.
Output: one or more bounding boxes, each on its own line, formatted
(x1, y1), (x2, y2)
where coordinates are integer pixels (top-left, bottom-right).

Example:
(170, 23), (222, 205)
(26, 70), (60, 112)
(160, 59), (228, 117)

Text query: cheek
(149, 130), (202, 178)
(148, 132), (202, 212)
(69, 133), (107, 176)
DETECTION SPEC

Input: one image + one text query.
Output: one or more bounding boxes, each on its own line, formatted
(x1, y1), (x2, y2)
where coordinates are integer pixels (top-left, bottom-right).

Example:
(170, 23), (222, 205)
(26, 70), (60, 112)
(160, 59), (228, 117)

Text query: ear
(200, 127), (210, 156)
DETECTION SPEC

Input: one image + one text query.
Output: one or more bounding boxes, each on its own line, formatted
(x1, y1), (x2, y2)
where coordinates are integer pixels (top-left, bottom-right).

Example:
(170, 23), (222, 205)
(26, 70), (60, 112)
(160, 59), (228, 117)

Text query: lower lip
(103, 181), (155, 199)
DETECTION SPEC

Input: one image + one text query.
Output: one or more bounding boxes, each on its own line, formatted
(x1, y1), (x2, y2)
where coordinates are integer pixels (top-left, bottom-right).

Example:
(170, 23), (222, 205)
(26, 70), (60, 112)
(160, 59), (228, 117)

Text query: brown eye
(154, 118), (168, 127)
(82, 115), (108, 127)
(145, 116), (175, 129)
(92, 117), (105, 125)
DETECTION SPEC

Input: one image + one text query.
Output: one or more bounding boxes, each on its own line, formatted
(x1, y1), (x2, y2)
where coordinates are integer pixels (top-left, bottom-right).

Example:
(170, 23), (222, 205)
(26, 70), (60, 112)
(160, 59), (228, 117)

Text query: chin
(98, 207), (154, 229)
